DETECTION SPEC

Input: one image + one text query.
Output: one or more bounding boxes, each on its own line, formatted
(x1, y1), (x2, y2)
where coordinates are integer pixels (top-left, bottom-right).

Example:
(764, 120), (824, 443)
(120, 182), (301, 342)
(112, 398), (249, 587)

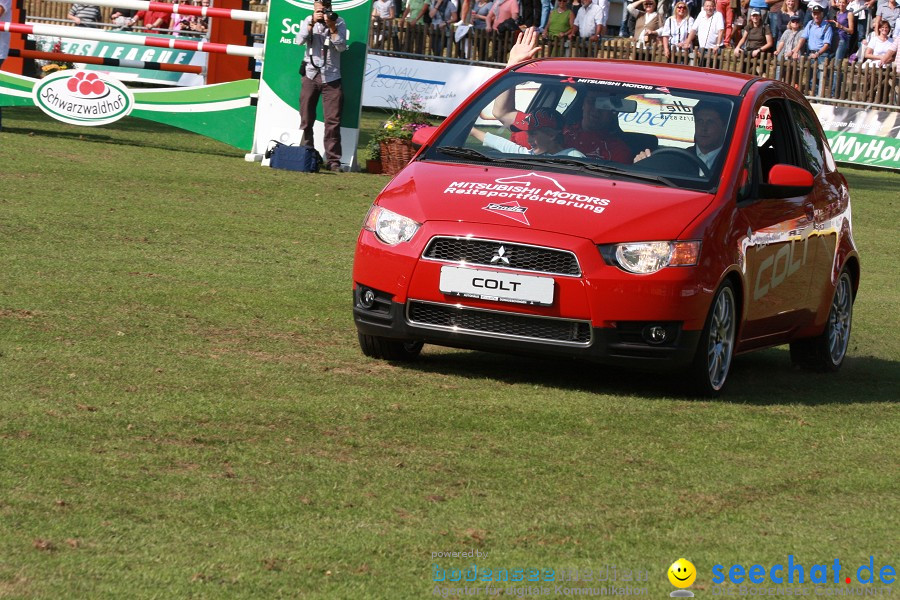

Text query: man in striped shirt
(67, 3), (102, 27)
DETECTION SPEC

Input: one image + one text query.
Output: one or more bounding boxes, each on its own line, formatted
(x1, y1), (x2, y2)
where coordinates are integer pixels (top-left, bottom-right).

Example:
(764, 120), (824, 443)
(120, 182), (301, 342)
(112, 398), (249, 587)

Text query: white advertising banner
(362, 54), (500, 117)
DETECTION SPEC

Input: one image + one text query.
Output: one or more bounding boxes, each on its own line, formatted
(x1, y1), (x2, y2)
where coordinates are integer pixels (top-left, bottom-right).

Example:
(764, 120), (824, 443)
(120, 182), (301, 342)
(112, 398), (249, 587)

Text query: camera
(324, 9), (338, 21)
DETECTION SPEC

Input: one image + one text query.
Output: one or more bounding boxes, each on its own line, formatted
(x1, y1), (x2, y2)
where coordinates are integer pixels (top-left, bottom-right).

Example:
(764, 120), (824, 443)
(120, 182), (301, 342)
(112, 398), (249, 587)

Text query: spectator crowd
(370, 0), (900, 93)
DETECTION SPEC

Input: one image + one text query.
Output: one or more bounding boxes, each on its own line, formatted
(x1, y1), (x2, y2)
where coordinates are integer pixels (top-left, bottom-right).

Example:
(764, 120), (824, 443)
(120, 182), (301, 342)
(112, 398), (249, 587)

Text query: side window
(756, 99), (797, 182)
(789, 102), (825, 175)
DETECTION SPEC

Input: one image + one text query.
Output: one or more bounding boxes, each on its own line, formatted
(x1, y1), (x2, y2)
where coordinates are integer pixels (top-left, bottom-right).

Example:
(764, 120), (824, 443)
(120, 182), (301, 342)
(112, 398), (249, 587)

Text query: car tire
(358, 333), (424, 361)
(688, 281), (737, 397)
(789, 270), (853, 372)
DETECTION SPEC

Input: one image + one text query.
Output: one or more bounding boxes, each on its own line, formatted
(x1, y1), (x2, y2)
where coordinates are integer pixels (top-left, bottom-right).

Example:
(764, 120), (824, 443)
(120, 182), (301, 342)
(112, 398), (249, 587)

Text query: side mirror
(412, 126), (439, 148)
(761, 163), (815, 198)
(768, 164), (814, 187)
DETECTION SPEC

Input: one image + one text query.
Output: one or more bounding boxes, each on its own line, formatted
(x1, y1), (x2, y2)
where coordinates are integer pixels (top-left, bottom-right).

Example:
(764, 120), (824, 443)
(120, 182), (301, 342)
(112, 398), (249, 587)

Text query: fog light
(359, 288), (376, 309)
(645, 325), (667, 344)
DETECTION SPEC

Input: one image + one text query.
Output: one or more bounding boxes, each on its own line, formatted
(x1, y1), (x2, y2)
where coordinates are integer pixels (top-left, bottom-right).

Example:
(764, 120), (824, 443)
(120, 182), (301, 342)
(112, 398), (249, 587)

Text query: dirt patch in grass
(0, 308), (39, 320)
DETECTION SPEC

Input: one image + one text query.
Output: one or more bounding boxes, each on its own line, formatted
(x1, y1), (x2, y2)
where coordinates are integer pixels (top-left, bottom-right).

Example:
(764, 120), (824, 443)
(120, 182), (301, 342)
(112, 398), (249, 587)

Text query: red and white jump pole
(44, 0), (268, 23)
(1, 21), (264, 58)
(8, 48), (204, 73)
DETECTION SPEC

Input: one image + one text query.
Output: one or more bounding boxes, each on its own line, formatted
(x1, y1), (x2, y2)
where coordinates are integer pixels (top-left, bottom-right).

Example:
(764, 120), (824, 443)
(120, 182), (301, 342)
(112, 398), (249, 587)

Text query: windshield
(421, 73), (739, 192)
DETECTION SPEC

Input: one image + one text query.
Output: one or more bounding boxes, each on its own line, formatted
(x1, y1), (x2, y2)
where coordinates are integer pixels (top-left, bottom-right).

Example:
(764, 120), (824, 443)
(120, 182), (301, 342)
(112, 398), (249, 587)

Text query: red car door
(738, 97), (817, 344)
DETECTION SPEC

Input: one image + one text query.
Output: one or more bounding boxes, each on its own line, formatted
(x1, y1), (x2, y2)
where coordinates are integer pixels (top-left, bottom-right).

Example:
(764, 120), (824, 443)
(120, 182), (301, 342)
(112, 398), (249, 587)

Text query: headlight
(599, 241), (701, 274)
(363, 206), (421, 245)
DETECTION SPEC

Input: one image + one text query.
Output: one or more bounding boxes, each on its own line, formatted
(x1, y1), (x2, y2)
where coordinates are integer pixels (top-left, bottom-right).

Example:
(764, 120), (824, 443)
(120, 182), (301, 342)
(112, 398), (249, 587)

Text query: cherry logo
(66, 72), (106, 97)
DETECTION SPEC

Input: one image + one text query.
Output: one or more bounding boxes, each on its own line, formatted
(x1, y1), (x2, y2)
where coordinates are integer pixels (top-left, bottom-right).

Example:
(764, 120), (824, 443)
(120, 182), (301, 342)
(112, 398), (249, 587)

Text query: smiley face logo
(668, 558), (697, 589)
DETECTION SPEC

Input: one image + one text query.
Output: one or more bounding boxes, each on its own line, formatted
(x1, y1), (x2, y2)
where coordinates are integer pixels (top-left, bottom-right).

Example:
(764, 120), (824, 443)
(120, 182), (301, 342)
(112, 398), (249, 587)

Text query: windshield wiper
(503, 156), (679, 187)
(434, 147), (680, 187)
(434, 146), (497, 162)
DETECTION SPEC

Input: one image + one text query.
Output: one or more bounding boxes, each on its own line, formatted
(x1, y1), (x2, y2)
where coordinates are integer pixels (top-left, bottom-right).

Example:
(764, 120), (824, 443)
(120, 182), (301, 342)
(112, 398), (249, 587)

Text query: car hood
(377, 161), (717, 243)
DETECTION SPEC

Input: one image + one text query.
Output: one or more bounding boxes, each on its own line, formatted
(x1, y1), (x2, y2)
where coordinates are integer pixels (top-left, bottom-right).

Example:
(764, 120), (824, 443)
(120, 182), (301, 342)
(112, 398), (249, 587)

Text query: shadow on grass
(2, 109), (242, 158)
(402, 346), (899, 404)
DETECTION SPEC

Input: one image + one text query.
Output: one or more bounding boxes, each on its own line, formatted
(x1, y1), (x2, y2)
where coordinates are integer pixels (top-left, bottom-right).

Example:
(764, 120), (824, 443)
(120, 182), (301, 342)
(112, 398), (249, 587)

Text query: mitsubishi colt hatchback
(352, 59), (860, 395)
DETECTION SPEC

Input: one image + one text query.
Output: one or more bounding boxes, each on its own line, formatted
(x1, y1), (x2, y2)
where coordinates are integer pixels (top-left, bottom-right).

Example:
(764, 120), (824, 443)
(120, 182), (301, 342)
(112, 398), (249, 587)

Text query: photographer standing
(297, 1), (348, 172)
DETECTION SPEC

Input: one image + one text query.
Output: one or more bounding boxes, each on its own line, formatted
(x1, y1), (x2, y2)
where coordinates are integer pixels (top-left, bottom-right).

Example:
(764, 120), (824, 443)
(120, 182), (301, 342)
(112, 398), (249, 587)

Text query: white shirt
(373, 0), (394, 18)
(848, 0), (868, 21)
(0, 0), (11, 61)
(691, 10), (724, 48)
(661, 15), (694, 45)
(574, 2), (605, 37)
(483, 133), (586, 157)
(696, 145), (721, 170)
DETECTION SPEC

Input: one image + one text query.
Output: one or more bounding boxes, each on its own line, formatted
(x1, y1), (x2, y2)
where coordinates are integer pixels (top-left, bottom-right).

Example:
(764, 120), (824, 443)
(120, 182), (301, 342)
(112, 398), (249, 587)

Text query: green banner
(825, 132), (900, 170)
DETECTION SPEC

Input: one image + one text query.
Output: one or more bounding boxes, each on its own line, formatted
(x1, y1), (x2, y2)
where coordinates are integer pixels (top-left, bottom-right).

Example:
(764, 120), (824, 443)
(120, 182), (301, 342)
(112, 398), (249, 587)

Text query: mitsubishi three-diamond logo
(491, 246), (511, 265)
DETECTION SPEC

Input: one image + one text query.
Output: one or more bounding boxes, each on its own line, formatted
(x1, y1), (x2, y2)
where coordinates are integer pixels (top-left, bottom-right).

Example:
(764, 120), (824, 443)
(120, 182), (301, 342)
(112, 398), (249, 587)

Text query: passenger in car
(490, 27), (633, 162)
(470, 108), (587, 156)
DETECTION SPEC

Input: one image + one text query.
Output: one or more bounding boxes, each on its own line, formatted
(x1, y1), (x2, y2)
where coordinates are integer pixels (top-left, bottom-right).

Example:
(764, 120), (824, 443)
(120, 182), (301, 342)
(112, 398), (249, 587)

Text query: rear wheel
(790, 270), (853, 372)
(688, 281), (737, 396)
(358, 333), (424, 361)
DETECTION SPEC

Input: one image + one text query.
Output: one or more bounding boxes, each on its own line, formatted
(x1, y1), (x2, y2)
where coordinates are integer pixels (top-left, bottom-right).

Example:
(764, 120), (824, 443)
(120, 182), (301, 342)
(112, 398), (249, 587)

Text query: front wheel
(688, 281), (737, 397)
(358, 333), (424, 361)
(790, 270), (853, 372)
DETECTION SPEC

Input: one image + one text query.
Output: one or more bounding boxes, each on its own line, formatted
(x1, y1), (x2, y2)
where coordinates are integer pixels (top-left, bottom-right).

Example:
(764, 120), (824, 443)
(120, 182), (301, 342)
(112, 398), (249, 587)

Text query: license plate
(439, 266), (555, 306)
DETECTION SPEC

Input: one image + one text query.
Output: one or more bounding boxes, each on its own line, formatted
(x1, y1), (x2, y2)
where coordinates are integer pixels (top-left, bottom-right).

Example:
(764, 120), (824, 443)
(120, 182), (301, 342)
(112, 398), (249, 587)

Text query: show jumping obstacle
(0, 0), (372, 168)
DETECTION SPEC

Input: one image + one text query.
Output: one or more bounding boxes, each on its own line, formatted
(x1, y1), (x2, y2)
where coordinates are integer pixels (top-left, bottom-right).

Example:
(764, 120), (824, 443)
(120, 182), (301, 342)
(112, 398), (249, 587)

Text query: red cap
(510, 108), (562, 132)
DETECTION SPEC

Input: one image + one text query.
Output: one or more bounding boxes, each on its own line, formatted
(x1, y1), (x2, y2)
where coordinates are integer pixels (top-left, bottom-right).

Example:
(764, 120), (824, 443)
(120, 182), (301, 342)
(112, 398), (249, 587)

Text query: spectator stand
(368, 18), (897, 105)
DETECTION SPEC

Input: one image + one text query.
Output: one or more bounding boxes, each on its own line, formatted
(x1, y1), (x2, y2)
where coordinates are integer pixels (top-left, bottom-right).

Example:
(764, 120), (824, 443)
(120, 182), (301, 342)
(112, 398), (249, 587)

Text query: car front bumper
(353, 223), (715, 370)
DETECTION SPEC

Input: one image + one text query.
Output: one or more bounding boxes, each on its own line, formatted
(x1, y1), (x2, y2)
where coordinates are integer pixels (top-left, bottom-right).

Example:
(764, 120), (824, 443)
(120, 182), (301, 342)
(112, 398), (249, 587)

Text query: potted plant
(372, 94), (433, 176)
(365, 136), (383, 174)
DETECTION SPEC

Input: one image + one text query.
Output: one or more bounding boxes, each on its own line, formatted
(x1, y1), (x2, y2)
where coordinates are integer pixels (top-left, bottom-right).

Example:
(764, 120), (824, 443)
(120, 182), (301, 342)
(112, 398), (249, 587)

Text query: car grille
(422, 237), (581, 276)
(407, 301), (592, 346)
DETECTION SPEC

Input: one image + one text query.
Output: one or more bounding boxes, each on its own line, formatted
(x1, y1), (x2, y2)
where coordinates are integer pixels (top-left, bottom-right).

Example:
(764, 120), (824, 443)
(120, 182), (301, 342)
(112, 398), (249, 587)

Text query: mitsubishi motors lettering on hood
(443, 172), (611, 219)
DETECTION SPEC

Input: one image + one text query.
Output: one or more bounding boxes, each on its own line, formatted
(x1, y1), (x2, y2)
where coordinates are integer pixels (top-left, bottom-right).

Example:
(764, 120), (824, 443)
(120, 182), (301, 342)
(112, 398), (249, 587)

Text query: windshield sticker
(483, 201), (530, 226)
(566, 78), (656, 90)
(444, 172), (610, 216)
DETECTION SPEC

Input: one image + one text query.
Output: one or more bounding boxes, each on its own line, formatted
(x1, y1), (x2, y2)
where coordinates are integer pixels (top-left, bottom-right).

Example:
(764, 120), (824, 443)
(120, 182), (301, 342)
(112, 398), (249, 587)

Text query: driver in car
(491, 28), (633, 164)
(470, 108), (586, 157)
(634, 99), (727, 171)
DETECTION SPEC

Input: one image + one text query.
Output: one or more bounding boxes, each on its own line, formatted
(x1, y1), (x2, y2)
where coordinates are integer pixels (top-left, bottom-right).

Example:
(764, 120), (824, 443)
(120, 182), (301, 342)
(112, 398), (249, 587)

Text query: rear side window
(789, 102), (825, 175)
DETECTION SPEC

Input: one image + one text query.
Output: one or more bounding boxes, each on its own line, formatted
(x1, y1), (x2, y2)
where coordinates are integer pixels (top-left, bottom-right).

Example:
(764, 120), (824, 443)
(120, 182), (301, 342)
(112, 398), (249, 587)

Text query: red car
(352, 60), (860, 395)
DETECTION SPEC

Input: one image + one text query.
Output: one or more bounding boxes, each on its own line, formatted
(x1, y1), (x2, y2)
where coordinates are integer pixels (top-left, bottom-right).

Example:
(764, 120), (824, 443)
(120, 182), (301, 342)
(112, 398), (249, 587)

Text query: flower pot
(366, 158), (384, 174)
(380, 139), (416, 176)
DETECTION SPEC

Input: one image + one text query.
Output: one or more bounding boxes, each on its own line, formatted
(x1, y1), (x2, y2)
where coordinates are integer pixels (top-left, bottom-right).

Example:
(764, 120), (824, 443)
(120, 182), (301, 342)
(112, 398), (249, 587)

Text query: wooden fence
(370, 21), (899, 106)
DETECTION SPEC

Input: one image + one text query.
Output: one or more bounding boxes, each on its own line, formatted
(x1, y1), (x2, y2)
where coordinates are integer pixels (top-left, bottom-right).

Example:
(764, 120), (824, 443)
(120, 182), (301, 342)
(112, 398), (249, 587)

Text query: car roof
(512, 59), (758, 96)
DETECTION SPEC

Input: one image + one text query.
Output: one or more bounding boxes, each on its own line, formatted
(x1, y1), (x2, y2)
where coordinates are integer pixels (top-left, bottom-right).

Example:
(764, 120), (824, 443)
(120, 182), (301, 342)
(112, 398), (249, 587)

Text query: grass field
(1, 108), (898, 599)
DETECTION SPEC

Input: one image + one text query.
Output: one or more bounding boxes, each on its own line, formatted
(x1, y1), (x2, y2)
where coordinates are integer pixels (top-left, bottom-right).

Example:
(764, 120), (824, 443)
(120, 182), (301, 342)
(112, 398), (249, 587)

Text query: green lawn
(0, 108), (897, 599)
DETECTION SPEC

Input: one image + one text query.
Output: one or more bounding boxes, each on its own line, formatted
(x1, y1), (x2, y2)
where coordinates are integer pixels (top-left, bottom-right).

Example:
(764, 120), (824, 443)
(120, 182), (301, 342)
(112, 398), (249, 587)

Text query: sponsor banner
(811, 103), (900, 171)
(33, 71), (134, 126)
(31, 34), (205, 87)
(362, 54), (500, 117)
